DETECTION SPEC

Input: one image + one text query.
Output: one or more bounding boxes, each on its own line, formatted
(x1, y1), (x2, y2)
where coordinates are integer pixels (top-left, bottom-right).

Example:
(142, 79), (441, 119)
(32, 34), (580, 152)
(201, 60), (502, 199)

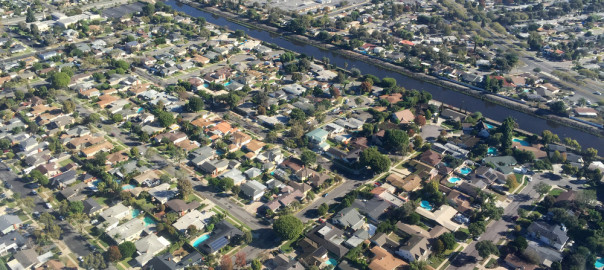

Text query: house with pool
(198, 220), (243, 254)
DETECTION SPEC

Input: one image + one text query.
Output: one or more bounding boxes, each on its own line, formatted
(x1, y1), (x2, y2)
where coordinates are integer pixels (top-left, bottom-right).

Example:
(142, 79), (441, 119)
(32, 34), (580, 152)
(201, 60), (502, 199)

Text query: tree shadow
(248, 228), (280, 250)
(449, 252), (477, 267)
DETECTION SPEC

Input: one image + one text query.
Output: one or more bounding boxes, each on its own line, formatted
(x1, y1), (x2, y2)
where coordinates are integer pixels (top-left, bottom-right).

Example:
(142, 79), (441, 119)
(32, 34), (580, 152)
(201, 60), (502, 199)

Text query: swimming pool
(487, 147), (497, 156)
(485, 123), (494, 129)
(420, 200), (433, 211)
(91, 180), (100, 187)
(459, 167), (472, 175)
(513, 138), (531, 146)
(224, 81), (232, 86)
(122, 184), (135, 190)
(144, 216), (156, 226)
(448, 177), (461, 184)
(325, 258), (338, 266)
(192, 234), (210, 248)
(132, 209), (141, 218)
(596, 257), (604, 269)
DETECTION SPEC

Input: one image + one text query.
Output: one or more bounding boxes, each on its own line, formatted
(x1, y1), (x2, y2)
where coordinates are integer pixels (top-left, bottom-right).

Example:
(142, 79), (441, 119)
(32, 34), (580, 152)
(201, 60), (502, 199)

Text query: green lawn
(59, 158), (75, 167)
(94, 197), (110, 206)
(549, 188), (564, 197)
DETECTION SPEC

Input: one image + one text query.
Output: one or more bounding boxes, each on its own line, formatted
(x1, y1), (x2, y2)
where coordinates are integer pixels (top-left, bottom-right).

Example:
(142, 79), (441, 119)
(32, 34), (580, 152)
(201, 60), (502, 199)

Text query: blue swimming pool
(192, 234), (210, 248)
(513, 138), (530, 146)
(144, 216), (156, 226)
(326, 258), (338, 266)
(596, 257), (604, 269)
(448, 177), (461, 184)
(485, 123), (494, 129)
(91, 180), (100, 187)
(460, 167), (472, 175)
(203, 83), (209, 88)
(224, 81), (232, 86)
(487, 147), (497, 155)
(122, 184), (135, 190)
(420, 200), (433, 211)
(132, 209), (141, 218)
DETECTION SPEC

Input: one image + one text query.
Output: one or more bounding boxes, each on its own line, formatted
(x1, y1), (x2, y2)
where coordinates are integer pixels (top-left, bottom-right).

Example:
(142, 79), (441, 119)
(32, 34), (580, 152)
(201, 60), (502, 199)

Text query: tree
(384, 130), (409, 154)
(360, 147), (391, 173)
(26, 8), (36, 23)
(177, 178), (193, 199)
(186, 96), (204, 112)
(29, 169), (49, 186)
(235, 252), (247, 268)
(252, 259), (262, 270)
(50, 72), (71, 89)
(534, 182), (551, 197)
(318, 203), (328, 216)
(500, 117), (515, 150)
(69, 201), (84, 214)
(86, 113), (101, 124)
(434, 239), (445, 255)
(409, 260), (428, 270)
(506, 175), (520, 191)
(111, 113), (123, 123)
(511, 236), (528, 251)
(273, 215), (304, 240)
(118, 241), (136, 258)
(439, 233), (456, 250)
(130, 147), (140, 157)
(220, 254), (233, 270)
(157, 111), (175, 127)
(142, 3), (155, 16)
(583, 147), (598, 163)
(468, 221), (486, 237)
(108, 246), (122, 262)
(549, 101), (567, 115)
(475, 240), (499, 258)
(62, 100), (75, 113)
(300, 149), (317, 166)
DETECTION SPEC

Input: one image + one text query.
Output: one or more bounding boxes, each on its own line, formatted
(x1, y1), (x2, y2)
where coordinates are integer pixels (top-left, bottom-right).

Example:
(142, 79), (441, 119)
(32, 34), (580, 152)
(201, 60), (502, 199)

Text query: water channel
(166, 0), (604, 152)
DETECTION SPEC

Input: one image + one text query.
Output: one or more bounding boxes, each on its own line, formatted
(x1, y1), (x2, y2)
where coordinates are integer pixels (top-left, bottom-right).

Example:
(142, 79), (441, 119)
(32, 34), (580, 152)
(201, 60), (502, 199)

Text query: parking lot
(102, 2), (145, 18)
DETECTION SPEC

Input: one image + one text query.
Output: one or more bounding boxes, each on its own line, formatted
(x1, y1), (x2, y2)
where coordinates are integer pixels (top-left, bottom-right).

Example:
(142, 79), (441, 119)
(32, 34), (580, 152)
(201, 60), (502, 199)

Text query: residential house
(133, 170), (162, 187)
(527, 222), (569, 251)
(0, 231), (26, 255)
(99, 203), (131, 231)
(392, 109), (415, 124)
(134, 234), (171, 266)
(440, 109), (466, 122)
(395, 234), (430, 263)
(386, 173), (422, 192)
(305, 224), (349, 259)
(51, 170), (77, 188)
(0, 215), (21, 235)
(241, 180), (267, 201)
(351, 198), (390, 223)
(306, 128), (329, 149)
(419, 150), (442, 167)
(172, 210), (213, 234)
(369, 246), (407, 270)
(107, 218), (146, 244)
(198, 220), (243, 254)
(149, 183), (178, 204)
(83, 198), (104, 216)
(332, 207), (365, 231)
(199, 159), (229, 177)
(165, 199), (201, 217)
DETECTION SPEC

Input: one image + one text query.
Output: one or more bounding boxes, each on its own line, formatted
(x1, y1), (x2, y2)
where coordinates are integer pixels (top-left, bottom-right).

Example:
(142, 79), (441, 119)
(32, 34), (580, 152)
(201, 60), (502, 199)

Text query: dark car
(512, 216), (519, 221)
(565, 185), (572, 190)
(26, 183), (39, 189)
(4, 182), (11, 189)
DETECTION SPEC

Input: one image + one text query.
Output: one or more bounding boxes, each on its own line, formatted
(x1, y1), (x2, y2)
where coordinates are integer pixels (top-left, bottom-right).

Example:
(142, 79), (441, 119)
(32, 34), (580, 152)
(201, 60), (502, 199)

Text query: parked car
(45, 203), (52, 209)
(323, 193), (329, 197)
(30, 190), (37, 196)
(4, 182), (11, 189)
